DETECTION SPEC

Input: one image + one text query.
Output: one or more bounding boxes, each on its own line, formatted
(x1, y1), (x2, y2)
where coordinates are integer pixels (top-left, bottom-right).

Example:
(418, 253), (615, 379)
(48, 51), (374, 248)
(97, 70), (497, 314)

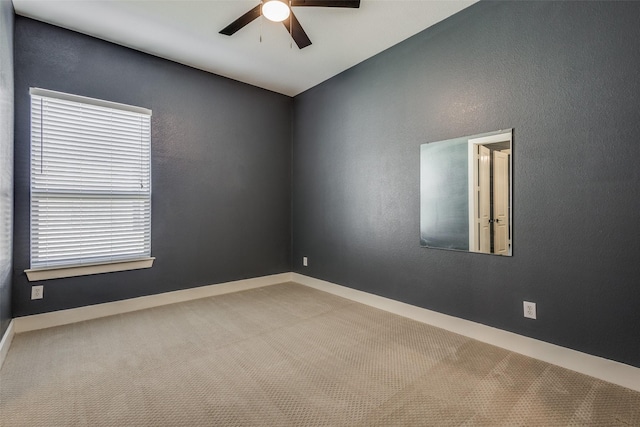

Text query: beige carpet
(1, 282), (639, 426)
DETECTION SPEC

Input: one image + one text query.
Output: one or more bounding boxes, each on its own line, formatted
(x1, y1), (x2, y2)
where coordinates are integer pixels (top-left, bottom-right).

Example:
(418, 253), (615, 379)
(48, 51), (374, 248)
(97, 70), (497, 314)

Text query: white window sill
(25, 257), (155, 282)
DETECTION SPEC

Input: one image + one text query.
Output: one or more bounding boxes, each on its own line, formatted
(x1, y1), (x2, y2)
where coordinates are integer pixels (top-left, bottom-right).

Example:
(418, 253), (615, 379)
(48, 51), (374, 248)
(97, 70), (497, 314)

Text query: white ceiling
(12, 0), (477, 97)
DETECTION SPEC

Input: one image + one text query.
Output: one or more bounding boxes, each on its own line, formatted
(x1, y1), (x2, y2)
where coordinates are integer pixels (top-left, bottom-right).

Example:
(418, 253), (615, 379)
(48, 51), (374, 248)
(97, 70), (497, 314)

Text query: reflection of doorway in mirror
(492, 150), (510, 254)
(468, 132), (512, 255)
(477, 145), (491, 253)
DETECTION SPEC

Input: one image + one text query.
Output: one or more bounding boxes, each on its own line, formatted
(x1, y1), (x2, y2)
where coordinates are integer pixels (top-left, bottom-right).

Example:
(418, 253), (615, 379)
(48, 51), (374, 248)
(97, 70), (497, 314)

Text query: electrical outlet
(303, 256), (308, 267)
(523, 301), (536, 319)
(32, 285), (44, 300)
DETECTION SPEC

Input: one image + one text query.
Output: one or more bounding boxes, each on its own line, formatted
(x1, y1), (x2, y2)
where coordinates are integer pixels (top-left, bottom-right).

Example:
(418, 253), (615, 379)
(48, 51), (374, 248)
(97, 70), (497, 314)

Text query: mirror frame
(420, 129), (513, 256)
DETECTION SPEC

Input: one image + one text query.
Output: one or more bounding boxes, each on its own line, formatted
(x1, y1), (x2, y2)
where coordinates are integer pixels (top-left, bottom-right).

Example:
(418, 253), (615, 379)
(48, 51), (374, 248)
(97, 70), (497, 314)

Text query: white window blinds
(30, 88), (152, 269)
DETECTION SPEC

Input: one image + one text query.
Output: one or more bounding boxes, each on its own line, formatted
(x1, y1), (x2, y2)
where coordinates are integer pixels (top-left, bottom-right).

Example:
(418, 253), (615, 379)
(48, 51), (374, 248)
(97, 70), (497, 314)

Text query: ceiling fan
(219, 0), (361, 49)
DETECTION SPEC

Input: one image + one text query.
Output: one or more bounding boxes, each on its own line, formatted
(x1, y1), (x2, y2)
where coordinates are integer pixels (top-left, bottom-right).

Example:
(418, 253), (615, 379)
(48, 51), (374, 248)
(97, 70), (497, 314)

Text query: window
(25, 88), (154, 281)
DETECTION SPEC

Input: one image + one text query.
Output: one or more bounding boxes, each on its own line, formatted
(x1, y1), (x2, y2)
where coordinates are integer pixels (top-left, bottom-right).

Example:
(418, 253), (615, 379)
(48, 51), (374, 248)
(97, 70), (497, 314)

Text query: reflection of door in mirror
(493, 150), (510, 254)
(475, 145), (491, 253)
(468, 132), (511, 255)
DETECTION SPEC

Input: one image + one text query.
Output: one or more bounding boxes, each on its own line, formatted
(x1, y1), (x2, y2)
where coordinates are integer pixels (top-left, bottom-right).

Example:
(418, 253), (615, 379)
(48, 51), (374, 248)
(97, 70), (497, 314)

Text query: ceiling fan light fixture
(262, 0), (290, 23)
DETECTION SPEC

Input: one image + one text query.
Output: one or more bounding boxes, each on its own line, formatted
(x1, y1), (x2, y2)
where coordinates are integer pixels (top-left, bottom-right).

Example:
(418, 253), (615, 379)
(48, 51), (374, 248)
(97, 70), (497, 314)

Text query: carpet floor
(1, 282), (639, 426)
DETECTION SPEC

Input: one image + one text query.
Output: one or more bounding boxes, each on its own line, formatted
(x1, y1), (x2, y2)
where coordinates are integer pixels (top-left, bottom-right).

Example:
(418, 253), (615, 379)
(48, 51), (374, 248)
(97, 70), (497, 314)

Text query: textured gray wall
(0, 0), (14, 339)
(13, 17), (292, 316)
(292, 1), (640, 368)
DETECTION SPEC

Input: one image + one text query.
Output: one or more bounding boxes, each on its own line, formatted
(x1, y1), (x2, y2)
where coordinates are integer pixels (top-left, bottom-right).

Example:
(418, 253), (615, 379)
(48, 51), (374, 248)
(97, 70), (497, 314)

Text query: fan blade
(290, 0), (360, 7)
(219, 4), (262, 36)
(282, 10), (312, 49)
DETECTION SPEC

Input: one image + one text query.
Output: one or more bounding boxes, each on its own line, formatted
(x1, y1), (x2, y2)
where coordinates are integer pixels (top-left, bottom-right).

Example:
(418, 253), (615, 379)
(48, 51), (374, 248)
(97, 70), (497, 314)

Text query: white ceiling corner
(12, 0), (477, 96)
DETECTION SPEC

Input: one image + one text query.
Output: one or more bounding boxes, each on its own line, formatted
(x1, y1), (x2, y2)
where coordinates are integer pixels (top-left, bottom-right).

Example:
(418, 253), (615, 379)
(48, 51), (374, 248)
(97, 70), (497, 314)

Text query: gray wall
(0, 0), (14, 339)
(13, 17), (292, 317)
(292, 1), (640, 368)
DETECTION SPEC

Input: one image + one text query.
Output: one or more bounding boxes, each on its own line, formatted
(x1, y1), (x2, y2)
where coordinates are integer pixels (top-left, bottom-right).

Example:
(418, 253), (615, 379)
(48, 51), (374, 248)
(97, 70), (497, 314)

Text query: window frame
(25, 88), (154, 281)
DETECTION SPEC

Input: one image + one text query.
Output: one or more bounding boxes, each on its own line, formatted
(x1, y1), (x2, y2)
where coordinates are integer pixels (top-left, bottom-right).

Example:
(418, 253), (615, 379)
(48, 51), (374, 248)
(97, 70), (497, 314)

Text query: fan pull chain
(260, 3), (263, 43)
(289, 0), (292, 49)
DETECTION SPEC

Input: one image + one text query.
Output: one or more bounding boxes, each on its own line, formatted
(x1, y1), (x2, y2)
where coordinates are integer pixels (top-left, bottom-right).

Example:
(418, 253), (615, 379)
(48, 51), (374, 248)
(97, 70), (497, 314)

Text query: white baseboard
(292, 273), (640, 393)
(9, 271), (639, 393)
(0, 319), (15, 371)
(13, 272), (292, 334)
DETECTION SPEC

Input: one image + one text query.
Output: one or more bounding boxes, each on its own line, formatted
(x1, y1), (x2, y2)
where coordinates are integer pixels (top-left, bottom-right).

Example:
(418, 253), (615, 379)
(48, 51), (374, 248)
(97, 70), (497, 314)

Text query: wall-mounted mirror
(420, 129), (512, 256)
